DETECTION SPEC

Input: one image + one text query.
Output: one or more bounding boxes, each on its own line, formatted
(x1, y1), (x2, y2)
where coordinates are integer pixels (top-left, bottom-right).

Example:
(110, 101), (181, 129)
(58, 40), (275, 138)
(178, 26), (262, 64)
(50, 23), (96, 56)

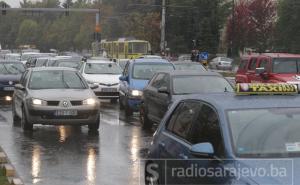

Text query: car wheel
(145, 162), (160, 185)
(12, 102), (20, 126)
(88, 114), (100, 132)
(119, 96), (124, 110)
(140, 106), (152, 130)
(125, 104), (133, 116)
(21, 106), (33, 131)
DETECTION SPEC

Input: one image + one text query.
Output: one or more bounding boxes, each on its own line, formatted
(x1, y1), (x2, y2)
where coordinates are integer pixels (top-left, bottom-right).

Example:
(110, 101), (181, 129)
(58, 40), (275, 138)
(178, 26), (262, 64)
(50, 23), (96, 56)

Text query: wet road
(0, 101), (153, 185)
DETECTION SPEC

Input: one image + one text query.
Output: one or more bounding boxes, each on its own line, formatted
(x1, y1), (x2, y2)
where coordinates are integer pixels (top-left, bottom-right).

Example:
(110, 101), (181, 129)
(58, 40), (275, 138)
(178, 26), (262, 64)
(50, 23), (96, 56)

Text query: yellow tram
(101, 39), (151, 59)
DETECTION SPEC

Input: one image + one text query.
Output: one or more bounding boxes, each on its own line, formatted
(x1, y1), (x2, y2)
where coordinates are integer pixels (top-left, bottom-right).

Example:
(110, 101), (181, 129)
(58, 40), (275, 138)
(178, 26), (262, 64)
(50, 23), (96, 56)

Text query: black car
(0, 61), (25, 102)
(140, 71), (234, 129)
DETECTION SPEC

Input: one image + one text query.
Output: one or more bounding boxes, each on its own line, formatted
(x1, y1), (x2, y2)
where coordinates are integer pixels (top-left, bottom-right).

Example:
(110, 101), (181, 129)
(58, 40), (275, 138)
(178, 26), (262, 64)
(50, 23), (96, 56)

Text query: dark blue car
(145, 92), (299, 185)
(0, 61), (25, 101)
(119, 58), (175, 116)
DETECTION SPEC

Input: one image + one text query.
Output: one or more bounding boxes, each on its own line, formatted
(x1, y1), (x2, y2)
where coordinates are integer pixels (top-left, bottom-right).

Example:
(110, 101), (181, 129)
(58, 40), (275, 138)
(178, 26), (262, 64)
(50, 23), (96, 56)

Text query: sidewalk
(0, 147), (24, 185)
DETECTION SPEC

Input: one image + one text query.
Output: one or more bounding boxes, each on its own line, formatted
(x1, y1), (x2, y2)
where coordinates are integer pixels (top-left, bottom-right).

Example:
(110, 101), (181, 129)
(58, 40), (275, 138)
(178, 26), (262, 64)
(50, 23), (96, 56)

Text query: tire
(119, 96), (124, 110)
(145, 162), (160, 185)
(88, 114), (100, 132)
(21, 106), (33, 131)
(12, 103), (20, 126)
(140, 106), (152, 130)
(125, 104), (133, 117)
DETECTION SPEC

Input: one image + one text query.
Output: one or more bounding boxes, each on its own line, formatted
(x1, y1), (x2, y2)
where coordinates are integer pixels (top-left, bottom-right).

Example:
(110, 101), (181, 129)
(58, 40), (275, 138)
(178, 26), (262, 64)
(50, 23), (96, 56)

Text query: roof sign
(236, 83), (298, 95)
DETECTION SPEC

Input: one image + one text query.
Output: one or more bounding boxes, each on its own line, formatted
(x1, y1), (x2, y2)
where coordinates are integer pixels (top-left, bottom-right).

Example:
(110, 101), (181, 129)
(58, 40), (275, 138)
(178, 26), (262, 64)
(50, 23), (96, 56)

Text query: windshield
(0, 63), (25, 75)
(221, 57), (233, 62)
(5, 55), (20, 60)
(228, 108), (300, 158)
(50, 60), (82, 69)
(35, 59), (49, 67)
(29, 70), (86, 90)
(173, 76), (233, 94)
(84, 63), (122, 74)
(174, 63), (206, 71)
(129, 42), (148, 54)
(133, 63), (174, 80)
(272, 58), (300, 73)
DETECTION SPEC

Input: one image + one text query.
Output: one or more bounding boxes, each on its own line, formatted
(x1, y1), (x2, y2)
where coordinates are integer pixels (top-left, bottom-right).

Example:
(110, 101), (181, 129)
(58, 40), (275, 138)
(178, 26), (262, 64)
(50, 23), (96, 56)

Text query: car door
(252, 58), (270, 83)
(185, 102), (230, 185)
(157, 101), (200, 184)
(119, 62), (130, 98)
(246, 57), (258, 83)
(146, 73), (167, 123)
(143, 73), (159, 118)
(14, 70), (29, 117)
(156, 74), (171, 121)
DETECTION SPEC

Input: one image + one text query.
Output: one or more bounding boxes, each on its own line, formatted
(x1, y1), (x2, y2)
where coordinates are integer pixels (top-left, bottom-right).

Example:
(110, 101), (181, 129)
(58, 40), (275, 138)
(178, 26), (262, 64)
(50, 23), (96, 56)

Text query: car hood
(229, 158), (297, 184)
(0, 74), (22, 84)
(272, 74), (300, 83)
(130, 79), (149, 90)
(83, 74), (121, 84)
(28, 89), (95, 100)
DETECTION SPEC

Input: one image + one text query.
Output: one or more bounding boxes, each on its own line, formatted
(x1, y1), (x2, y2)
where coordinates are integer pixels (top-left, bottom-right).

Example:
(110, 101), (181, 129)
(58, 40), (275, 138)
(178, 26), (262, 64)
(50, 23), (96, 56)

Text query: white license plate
(3, 87), (14, 91)
(101, 88), (117, 92)
(55, 110), (78, 116)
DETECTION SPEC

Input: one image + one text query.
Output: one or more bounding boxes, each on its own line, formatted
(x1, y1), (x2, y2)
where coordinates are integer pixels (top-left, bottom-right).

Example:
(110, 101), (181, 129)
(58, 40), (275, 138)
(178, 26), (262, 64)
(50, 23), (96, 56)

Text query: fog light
(5, 96), (12, 101)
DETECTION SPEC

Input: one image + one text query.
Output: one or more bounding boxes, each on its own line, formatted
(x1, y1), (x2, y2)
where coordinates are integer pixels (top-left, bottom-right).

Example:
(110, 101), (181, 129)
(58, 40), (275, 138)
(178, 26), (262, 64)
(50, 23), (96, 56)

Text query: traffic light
(1, 3), (7, 15)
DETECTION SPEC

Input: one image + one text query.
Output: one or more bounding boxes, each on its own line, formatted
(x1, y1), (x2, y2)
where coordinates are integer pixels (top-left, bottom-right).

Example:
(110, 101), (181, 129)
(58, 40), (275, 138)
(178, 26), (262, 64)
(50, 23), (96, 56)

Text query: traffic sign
(200, 52), (208, 60)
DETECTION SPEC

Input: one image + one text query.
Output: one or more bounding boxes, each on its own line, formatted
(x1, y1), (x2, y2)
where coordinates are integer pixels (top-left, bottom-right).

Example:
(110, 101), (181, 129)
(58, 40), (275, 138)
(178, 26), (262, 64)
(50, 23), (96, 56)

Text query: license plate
(101, 88), (117, 92)
(3, 87), (14, 91)
(55, 110), (78, 116)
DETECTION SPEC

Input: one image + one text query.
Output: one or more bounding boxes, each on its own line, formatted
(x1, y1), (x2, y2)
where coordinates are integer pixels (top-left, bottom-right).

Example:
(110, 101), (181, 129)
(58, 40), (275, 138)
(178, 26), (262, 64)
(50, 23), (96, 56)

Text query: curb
(0, 147), (24, 185)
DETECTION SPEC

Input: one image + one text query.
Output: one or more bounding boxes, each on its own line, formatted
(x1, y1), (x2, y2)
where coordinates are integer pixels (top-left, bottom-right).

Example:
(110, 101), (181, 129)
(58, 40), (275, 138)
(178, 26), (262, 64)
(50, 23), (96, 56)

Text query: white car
(209, 57), (233, 70)
(80, 60), (122, 102)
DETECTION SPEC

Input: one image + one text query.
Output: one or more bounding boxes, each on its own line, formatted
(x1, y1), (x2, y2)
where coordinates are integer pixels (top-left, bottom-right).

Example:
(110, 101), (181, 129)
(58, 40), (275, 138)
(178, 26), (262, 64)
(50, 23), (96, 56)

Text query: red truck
(236, 53), (300, 84)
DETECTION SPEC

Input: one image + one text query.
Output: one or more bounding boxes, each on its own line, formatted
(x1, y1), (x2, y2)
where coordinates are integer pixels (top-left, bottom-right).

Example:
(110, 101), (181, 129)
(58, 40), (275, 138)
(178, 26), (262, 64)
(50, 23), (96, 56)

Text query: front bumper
(93, 85), (120, 99)
(26, 105), (100, 125)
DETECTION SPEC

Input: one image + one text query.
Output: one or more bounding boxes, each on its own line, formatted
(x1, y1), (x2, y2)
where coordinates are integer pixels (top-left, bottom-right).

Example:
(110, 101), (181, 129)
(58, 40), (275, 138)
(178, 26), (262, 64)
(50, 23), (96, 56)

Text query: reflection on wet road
(0, 101), (153, 185)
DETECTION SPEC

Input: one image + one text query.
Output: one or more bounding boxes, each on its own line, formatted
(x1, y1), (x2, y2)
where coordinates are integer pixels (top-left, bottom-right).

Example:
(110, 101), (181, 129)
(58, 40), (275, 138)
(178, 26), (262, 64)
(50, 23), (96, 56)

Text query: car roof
(31, 67), (77, 72)
(131, 58), (170, 64)
(157, 70), (222, 77)
(179, 93), (300, 110)
(0, 60), (22, 63)
(256, 53), (300, 58)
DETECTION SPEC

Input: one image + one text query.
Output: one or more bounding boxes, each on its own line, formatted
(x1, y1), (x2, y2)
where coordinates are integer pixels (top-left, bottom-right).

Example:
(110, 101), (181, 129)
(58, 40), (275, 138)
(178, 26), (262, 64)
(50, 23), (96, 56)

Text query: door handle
(179, 153), (188, 160)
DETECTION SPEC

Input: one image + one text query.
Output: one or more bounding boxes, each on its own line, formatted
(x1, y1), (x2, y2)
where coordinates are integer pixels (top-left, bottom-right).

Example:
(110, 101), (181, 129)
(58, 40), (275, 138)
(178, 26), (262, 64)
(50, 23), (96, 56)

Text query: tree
(276, 0), (300, 53)
(16, 19), (39, 46)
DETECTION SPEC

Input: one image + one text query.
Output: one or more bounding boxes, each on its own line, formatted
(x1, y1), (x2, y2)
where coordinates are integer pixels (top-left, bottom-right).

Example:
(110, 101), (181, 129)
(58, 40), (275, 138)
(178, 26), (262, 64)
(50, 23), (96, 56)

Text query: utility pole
(230, 0), (235, 57)
(160, 0), (166, 53)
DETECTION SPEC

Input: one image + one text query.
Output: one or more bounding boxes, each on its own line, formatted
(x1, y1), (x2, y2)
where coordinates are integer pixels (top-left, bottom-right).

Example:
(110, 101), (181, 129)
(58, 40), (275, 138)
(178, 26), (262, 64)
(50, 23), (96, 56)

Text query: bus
(100, 38), (151, 59)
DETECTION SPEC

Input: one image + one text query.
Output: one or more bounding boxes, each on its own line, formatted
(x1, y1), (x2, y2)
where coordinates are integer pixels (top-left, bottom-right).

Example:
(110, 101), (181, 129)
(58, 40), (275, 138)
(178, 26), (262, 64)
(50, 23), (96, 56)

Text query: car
(139, 55), (162, 59)
(119, 58), (175, 116)
(23, 53), (57, 66)
(209, 57), (233, 70)
(47, 57), (83, 70)
(173, 61), (207, 71)
(80, 59), (122, 102)
(0, 61), (25, 102)
(12, 67), (100, 132)
(141, 71), (234, 129)
(4, 53), (21, 61)
(178, 54), (191, 61)
(236, 53), (300, 84)
(145, 83), (299, 185)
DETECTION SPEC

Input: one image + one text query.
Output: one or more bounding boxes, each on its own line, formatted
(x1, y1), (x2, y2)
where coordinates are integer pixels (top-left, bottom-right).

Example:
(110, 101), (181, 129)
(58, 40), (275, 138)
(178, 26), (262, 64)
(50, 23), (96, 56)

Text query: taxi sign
(236, 83), (298, 95)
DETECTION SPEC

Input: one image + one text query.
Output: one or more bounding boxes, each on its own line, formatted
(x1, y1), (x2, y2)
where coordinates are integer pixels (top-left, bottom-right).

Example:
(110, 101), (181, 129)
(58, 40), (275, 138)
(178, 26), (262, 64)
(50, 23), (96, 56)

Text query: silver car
(209, 57), (233, 70)
(12, 67), (100, 132)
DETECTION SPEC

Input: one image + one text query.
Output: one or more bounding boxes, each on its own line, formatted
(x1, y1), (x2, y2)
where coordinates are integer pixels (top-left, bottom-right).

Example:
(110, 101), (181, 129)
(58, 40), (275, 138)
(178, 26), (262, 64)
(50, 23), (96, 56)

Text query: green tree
(16, 19), (39, 46)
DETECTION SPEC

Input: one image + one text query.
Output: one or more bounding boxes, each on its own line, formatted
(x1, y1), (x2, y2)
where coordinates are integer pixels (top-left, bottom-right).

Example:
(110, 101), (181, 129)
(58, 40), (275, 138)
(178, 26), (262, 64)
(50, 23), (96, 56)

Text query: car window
(167, 102), (200, 141)
(123, 62), (129, 76)
(189, 103), (224, 157)
(151, 74), (168, 89)
(29, 70), (87, 90)
(248, 58), (257, 70)
(273, 58), (299, 73)
(84, 63), (122, 74)
(239, 59), (248, 70)
(132, 63), (174, 80)
(258, 59), (269, 69)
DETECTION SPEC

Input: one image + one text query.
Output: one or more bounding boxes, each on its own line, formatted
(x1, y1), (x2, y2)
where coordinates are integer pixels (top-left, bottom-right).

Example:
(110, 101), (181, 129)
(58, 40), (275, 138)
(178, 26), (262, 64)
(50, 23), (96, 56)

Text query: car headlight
(32, 98), (45, 105)
(131, 90), (143, 97)
(87, 80), (97, 85)
(83, 98), (97, 105)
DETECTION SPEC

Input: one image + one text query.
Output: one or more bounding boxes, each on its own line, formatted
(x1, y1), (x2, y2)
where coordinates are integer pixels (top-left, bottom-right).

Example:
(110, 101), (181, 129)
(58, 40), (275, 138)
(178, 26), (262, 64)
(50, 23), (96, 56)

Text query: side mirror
(89, 84), (99, 90)
(158, 86), (169, 94)
(119, 76), (128, 81)
(255, 67), (266, 75)
(190, 143), (215, 158)
(15, 84), (25, 91)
